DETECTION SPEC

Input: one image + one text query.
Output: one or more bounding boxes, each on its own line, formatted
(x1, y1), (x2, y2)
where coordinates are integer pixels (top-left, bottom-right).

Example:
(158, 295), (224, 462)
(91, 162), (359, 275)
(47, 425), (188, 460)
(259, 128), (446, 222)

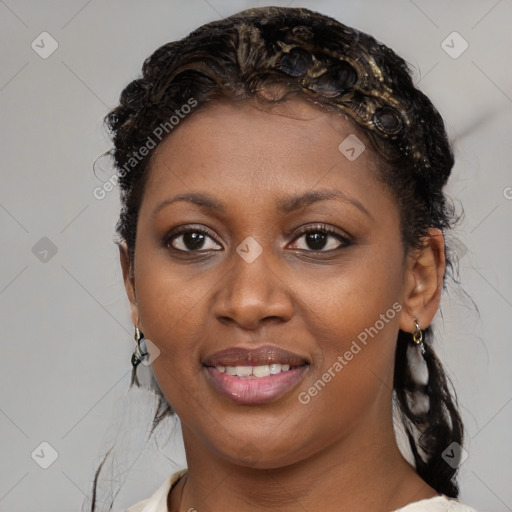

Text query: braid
(394, 327), (464, 497)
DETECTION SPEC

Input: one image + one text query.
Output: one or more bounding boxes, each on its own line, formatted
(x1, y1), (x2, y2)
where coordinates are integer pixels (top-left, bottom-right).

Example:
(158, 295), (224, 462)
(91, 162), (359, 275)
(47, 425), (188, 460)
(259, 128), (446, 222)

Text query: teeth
(235, 366), (252, 377)
(269, 363), (281, 374)
(252, 365), (271, 377)
(214, 363), (293, 377)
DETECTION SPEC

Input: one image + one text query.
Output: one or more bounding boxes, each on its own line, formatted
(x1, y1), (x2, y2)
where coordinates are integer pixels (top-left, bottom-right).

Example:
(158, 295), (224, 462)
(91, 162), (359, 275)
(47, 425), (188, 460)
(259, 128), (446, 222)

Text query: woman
(91, 6), (478, 512)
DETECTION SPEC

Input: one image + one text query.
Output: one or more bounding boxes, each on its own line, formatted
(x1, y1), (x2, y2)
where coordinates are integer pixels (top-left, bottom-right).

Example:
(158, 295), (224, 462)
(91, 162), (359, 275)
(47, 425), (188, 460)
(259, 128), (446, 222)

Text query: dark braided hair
(89, 6), (464, 510)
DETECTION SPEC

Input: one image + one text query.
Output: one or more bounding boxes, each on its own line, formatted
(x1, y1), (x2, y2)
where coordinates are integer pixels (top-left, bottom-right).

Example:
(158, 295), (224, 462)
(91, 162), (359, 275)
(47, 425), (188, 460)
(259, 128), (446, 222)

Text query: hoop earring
(131, 327), (148, 368)
(412, 318), (426, 355)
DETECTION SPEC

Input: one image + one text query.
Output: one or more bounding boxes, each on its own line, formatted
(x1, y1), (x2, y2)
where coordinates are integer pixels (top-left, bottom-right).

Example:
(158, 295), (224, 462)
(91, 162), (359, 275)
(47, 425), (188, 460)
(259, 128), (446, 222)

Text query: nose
(211, 248), (294, 330)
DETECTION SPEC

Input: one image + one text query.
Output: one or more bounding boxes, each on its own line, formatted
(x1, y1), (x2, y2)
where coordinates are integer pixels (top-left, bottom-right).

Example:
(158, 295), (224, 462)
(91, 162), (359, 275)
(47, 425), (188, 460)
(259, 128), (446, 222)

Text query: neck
(170, 414), (437, 512)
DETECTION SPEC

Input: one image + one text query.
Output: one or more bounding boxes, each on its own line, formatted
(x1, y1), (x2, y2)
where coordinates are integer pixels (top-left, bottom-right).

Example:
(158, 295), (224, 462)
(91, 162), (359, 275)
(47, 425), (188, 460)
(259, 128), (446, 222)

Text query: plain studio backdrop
(0, 1), (511, 511)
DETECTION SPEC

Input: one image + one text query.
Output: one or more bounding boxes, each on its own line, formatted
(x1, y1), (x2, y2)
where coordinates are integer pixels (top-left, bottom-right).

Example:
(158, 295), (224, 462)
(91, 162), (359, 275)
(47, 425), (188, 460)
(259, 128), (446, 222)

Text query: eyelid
(291, 223), (351, 240)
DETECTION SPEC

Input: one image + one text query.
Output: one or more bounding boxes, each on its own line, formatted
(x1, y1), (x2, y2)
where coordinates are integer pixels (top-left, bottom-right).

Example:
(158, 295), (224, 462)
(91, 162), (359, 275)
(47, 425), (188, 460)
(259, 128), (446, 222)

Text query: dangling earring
(411, 318), (426, 355)
(131, 327), (148, 368)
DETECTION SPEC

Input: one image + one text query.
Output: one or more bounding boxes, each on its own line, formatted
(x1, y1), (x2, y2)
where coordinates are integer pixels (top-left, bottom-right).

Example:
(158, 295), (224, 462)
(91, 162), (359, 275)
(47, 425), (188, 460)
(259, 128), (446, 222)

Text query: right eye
(164, 226), (223, 253)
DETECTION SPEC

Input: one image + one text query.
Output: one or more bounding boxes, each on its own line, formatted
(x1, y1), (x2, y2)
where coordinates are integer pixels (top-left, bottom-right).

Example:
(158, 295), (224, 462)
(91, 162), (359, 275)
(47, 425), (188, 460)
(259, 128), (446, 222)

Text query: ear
(399, 228), (446, 333)
(119, 241), (139, 329)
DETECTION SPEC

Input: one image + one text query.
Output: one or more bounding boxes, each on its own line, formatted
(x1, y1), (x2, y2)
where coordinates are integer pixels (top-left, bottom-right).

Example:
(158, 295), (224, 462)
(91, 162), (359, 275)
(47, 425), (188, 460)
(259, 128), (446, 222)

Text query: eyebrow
(151, 189), (372, 219)
(277, 189), (371, 218)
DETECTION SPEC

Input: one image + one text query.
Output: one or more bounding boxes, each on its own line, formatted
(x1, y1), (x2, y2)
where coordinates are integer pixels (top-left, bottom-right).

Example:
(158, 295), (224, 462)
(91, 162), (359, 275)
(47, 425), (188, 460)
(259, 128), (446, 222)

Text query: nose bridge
(212, 236), (293, 328)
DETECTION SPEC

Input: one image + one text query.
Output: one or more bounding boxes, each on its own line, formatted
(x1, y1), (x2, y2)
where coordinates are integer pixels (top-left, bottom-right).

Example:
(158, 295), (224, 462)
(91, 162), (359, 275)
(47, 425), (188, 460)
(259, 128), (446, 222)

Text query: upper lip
(203, 345), (309, 367)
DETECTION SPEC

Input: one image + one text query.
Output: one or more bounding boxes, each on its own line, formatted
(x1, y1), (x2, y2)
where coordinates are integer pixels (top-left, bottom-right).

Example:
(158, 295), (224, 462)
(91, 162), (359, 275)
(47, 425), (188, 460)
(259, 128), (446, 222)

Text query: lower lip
(205, 366), (308, 405)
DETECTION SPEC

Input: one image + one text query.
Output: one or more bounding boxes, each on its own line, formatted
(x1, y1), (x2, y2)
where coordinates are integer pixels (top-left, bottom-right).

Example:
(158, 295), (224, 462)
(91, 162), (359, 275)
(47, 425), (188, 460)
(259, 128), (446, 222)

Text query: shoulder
(124, 468), (187, 512)
(393, 495), (479, 512)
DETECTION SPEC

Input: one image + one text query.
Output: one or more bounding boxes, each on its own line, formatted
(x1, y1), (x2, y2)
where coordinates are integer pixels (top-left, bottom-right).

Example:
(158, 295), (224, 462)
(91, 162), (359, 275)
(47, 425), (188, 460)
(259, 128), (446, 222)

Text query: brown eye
(166, 227), (222, 252)
(289, 224), (351, 252)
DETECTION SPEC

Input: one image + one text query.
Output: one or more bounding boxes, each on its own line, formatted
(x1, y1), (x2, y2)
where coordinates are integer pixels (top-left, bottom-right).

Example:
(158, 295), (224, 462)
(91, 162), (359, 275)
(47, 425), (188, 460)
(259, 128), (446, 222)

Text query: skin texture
(120, 98), (446, 512)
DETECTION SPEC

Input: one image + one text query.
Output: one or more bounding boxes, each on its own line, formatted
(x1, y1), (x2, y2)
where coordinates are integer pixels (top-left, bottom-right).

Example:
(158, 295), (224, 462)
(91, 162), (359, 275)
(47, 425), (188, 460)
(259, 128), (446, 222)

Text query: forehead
(141, 98), (396, 219)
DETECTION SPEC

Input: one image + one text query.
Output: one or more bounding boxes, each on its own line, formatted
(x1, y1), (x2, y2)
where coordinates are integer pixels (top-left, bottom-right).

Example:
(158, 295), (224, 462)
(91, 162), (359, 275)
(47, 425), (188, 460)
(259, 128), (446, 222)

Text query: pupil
(184, 232), (205, 250)
(307, 232), (326, 250)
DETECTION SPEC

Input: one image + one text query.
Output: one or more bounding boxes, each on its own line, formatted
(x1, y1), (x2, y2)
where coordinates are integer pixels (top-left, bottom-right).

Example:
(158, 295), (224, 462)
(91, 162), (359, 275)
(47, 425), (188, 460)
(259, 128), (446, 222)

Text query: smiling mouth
(202, 345), (309, 404)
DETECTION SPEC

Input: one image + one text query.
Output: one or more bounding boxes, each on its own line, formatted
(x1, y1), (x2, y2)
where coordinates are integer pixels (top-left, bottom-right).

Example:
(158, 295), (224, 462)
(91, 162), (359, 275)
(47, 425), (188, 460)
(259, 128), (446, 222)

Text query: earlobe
(119, 242), (139, 328)
(399, 228), (446, 332)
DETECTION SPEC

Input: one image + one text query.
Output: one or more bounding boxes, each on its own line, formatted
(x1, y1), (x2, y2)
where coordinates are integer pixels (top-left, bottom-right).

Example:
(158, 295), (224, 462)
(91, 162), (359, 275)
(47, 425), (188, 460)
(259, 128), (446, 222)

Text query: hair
(89, 6), (465, 510)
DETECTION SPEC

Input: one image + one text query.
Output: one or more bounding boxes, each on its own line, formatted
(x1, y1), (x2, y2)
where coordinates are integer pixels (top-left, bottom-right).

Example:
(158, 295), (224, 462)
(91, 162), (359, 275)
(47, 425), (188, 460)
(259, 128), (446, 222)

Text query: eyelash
(164, 223), (352, 254)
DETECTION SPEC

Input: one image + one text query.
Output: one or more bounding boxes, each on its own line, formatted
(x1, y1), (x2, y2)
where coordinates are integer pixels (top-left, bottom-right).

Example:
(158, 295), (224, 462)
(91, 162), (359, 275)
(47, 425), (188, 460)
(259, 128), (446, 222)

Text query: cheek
(135, 267), (209, 360)
(132, 247), (227, 415)
(292, 295), (402, 448)
(294, 246), (404, 348)
(135, 271), (212, 415)
(291, 248), (404, 403)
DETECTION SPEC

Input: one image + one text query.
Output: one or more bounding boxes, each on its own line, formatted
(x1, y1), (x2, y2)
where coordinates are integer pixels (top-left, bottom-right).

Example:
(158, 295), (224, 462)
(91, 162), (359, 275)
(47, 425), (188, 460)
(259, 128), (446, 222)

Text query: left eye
(289, 225), (350, 252)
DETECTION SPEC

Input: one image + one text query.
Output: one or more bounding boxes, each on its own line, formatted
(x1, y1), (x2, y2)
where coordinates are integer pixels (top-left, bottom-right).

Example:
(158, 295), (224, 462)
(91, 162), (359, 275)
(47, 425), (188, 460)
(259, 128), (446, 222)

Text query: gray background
(1, 0), (511, 511)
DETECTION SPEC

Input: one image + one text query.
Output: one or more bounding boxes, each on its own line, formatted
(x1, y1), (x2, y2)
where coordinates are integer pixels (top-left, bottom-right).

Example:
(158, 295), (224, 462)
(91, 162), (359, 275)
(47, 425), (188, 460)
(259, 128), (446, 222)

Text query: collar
(125, 468), (188, 512)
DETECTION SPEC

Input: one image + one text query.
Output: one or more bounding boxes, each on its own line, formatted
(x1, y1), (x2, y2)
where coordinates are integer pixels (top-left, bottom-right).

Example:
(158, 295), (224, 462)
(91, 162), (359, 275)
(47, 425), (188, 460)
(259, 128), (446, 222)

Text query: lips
(203, 345), (309, 405)
(203, 345), (308, 368)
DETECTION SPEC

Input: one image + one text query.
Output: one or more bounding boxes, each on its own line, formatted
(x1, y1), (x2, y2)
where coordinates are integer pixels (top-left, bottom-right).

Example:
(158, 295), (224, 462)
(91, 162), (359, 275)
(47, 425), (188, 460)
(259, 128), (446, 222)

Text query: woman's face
(125, 99), (417, 468)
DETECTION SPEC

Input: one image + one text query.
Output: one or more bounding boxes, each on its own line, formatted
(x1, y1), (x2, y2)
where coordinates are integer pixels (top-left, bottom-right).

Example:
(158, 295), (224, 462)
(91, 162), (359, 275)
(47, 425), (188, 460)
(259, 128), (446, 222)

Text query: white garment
(124, 469), (479, 512)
